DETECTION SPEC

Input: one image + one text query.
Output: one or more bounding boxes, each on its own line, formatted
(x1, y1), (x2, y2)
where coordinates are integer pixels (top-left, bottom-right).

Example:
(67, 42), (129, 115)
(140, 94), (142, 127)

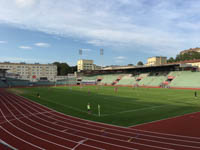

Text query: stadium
(1, 57), (200, 150)
(2, 0), (200, 150)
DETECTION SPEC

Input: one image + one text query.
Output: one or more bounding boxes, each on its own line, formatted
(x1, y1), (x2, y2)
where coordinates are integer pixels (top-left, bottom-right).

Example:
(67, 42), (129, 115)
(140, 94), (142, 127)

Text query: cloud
(114, 56), (126, 63)
(87, 40), (106, 46)
(81, 48), (91, 52)
(0, 0), (200, 56)
(34, 42), (50, 47)
(115, 56), (126, 60)
(15, 0), (38, 8)
(19, 46), (32, 49)
(0, 41), (7, 44)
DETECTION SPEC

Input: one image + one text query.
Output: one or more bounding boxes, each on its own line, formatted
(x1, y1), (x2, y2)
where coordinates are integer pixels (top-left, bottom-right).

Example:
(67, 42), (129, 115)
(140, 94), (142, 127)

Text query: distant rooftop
(0, 62), (55, 66)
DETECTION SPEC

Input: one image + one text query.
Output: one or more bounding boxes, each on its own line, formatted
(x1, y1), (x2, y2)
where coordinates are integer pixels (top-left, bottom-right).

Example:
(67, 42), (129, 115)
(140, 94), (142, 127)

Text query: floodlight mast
(79, 48), (83, 85)
(79, 48), (83, 60)
(100, 48), (104, 70)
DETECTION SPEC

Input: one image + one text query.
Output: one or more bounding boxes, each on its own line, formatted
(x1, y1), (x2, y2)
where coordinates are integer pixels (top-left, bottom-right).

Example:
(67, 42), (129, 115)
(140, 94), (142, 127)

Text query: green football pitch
(9, 86), (200, 127)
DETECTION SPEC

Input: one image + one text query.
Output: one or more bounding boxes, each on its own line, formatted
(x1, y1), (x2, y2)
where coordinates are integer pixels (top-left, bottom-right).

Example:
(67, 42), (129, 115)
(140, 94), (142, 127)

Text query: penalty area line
(101, 105), (168, 117)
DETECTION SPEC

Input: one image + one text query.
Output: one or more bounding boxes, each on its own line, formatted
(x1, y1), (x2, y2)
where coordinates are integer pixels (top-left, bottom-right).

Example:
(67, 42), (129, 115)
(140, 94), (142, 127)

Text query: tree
(137, 61), (143, 66)
(167, 57), (175, 63)
(53, 62), (77, 75)
(128, 64), (134, 66)
(175, 51), (200, 62)
(166, 51), (200, 63)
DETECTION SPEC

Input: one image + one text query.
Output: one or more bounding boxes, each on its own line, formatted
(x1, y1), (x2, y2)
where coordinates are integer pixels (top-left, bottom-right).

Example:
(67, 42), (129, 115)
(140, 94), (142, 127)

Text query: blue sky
(0, 0), (200, 66)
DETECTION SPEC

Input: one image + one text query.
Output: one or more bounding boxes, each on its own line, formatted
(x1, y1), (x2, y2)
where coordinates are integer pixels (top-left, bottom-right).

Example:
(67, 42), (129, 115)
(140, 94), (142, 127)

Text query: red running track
(1, 89), (200, 150)
(131, 110), (200, 138)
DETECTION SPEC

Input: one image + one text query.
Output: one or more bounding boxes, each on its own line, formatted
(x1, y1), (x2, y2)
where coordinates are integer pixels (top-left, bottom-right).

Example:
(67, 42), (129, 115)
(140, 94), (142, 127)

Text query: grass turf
(8, 86), (200, 127)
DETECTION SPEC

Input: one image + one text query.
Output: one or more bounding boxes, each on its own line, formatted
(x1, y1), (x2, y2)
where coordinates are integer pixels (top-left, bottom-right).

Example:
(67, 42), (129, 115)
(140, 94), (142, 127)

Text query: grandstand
(98, 74), (120, 85)
(138, 73), (168, 87)
(1, 62), (200, 89)
(116, 75), (137, 86)
(170, 71), (200, 88)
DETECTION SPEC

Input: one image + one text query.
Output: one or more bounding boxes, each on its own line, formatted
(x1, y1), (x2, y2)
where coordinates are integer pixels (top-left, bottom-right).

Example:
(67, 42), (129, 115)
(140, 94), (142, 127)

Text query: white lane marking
(0, 96), (72, 150)
(0, 109), (44, 150)
(72, 139), (88, 150)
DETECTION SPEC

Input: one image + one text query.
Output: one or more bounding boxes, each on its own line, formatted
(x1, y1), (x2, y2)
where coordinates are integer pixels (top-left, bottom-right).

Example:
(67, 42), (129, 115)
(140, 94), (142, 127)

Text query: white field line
(128, 110), (200, 128)
(101, 105), (167, 117)
(10, 95), (200, 149)
(0, 109), (44, 150)
(128, 96), (200, 128)
(29, 93), (160, 117)
(0, 97), (72, 150)
(29, 91), (198, 117)
(20, 94), (178, 118)
(13, 91), (200, 141)
(28, 94), (102, 117)
(3, 95), (134, 150)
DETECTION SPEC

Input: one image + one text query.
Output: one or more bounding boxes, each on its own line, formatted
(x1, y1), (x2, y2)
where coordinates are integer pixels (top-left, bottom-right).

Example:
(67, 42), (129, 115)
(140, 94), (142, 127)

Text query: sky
(0, 0), (200, 66)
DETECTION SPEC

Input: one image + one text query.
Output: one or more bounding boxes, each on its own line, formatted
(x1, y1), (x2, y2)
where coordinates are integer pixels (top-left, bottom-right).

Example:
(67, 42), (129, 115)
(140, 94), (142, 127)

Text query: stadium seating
(168, 71), (182, 77)
(82, 76), (98, 80)
(139, 73), (149, 78)
(170, 71), (200, 88)
(116, 75), (137, 85)
(138, 75), (167, 86)
(100, 74), (120, 85)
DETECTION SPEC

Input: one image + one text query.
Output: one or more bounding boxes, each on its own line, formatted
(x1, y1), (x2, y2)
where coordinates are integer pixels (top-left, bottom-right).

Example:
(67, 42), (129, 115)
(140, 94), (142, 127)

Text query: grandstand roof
(81, 64), (181, 75)
(0, 62), (55, 66)
(102, 64), (180, 71)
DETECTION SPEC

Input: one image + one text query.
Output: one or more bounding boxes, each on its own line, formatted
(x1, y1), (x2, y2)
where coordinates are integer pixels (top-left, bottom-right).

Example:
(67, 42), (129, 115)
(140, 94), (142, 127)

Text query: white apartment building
(0, 62), (57, 82)
(77, 59), (101, 72)
(146, 56), (167, 66)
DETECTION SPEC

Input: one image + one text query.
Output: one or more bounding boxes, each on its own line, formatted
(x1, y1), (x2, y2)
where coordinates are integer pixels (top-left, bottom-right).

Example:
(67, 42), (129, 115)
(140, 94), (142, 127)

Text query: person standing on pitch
(37, 92), (40, 98)
(87, 103), (91, 114)
(115, 87), (118, 93)
(98, 104), (101, 117)
(195, 91), (197, 98)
